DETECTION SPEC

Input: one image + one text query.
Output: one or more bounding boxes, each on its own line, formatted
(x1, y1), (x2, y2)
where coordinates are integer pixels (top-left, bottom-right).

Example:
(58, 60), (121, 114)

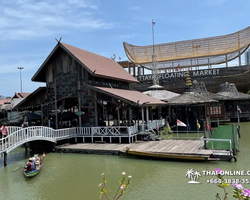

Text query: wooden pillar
(146, 107), (149, 125)
(168, 106), (171, 123)
(94, 92), (98, 127)
(133, 64), (136, 76)
(78, 81), (82, 127)
(128, 62), (131, 74)
(239, 51), (241, 66)
(41, 104), (43, 126)
(117, 105), (120, 127)
(128, 106), (131, 123)
(141, 107), (144, 131)
(4, 152), (7, 167)
(107, 103), (110, 126)
(226, 55), (228, 67)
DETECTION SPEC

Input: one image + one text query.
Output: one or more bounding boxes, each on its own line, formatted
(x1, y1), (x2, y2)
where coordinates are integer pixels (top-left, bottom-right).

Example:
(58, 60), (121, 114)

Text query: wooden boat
(23, 152), (45, 178)
(126, 148), (219, 161)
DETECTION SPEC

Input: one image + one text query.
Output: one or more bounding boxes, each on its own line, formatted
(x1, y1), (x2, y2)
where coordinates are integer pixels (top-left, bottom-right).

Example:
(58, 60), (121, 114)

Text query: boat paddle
(12, 165), (25, 172)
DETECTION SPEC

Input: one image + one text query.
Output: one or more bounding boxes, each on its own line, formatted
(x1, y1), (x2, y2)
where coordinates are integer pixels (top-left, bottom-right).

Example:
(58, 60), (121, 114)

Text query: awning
(90, 86), (166, 106)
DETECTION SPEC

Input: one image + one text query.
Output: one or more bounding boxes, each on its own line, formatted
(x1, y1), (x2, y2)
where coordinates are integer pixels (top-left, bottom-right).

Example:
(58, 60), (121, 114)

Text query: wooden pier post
(232, 124), (236, 155)
(4, 152), (7, 167)
(203, 121), (207, 149)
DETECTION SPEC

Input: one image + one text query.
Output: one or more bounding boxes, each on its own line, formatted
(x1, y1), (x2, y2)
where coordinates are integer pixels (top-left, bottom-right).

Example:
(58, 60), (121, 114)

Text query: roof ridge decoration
(123, 26), (250, 69)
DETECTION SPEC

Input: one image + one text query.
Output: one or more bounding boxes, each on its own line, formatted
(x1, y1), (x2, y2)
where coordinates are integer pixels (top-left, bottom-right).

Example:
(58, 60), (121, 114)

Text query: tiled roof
(32, 42), (139, 83)
(13, 92), (31, 99)
(93, 86), (166, 106)
(12, 87), (46, 110)
(61, 43), (139, 83)
(0, 98), (11, 105)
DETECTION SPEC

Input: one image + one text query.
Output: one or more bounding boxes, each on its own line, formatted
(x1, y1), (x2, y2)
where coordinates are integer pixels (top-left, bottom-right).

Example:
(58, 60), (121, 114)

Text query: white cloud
(0, 0), (112, 41)
(68, 0), (98, 9)
(129, 6), (142, 11)
(116, 33), (137, 41)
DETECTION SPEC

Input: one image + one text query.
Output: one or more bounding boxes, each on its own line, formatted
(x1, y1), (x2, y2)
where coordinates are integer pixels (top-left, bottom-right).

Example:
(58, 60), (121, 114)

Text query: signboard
(75, 111), (84, 116)
(136, 69), (220, 82)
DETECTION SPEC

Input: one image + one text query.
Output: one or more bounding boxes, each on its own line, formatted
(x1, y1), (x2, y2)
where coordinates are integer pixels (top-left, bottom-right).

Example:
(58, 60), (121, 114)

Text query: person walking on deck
(0, 123), (8, 143)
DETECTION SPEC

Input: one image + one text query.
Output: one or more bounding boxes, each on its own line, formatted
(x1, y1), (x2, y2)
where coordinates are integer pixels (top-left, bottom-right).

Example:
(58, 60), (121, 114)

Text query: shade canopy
(123, 26), (250, 69)
(192, 80), (227, 100)
(143, 89), (179, 101)
(167, 92), (217, 106)
(216, 82), (250, 100)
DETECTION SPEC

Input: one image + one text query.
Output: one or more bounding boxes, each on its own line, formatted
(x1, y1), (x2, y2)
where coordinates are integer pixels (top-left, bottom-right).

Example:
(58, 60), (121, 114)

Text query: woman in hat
(0, 123), (8, 143)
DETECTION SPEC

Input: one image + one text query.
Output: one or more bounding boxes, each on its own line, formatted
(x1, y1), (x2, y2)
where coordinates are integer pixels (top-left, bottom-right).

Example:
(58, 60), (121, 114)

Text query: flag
(156, 122), (159, 130)
(187, 121), (191, 130)
(177, 119), (187, 127)
(237, 105), (242, 113)
(167, 121), (171, 131)
(152, 20), (155, 25)
(197, 120), (201, 129)
(175, 64), (180, 71)
(206, 121), (210, 131)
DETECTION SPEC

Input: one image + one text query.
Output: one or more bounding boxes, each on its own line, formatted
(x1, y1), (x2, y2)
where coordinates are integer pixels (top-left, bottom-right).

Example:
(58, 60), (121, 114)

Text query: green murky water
(0, 122), (250, 200)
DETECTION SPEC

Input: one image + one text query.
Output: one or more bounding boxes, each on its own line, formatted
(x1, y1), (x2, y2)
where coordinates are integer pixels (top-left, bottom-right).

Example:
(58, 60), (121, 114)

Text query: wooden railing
(1, 125), (139, 153)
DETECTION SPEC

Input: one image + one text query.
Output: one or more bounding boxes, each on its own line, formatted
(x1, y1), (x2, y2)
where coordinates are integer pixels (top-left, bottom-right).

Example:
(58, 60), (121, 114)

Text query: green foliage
(159, 126), (174, 139)
(99, 172), (132, 200)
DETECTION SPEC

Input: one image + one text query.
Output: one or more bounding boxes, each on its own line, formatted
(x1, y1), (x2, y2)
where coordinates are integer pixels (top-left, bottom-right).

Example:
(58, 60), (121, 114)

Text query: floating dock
(55, 140), (232, 161)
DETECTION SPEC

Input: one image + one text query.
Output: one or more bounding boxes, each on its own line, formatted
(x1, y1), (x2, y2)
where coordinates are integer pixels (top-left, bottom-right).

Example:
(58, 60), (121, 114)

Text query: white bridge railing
(0, 125), (139, 154)
(146, 119), (166, 131)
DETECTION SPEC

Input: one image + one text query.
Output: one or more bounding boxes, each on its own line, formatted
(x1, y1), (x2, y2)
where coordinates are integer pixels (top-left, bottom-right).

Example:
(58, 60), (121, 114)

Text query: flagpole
(177, 122), (178, 138)
(237, 105), (241, 138)
(237, 109), (240, 127)
(152, 19), (155, 56)
(197, 124), (199, 138)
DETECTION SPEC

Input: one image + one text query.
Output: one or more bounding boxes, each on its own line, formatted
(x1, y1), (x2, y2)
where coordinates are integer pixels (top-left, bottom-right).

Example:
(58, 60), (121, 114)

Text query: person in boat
(26, 157), (35, 172)
(34, 155), (41, 168)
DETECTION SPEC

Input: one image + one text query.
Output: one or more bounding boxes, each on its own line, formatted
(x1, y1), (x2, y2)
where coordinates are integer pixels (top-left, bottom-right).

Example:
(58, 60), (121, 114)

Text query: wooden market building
(13, 41), (166, 131)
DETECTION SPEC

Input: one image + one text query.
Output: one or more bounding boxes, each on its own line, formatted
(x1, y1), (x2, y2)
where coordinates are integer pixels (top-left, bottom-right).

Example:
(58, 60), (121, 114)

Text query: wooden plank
(56, 139), (218, 159)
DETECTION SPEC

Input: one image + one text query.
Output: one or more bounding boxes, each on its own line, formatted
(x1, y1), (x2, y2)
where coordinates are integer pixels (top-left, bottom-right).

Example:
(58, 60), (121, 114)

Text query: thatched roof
(192, 80), (228, 100)
(167, 91), (218, 106)
(143, 87), (179, 101)
(216, 82), (250, 100)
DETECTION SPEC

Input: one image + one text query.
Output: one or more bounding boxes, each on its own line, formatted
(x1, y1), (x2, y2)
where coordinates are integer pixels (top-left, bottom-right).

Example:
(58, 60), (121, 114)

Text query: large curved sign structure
(123, 26), (250, 69)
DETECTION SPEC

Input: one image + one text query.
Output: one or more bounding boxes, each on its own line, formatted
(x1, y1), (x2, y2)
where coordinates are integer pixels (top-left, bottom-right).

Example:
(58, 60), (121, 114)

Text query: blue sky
(1, 0), (250, 97)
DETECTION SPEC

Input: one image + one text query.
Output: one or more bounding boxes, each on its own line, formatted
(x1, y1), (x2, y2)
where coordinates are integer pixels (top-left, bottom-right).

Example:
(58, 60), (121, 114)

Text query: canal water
(0, 122), (249, 200)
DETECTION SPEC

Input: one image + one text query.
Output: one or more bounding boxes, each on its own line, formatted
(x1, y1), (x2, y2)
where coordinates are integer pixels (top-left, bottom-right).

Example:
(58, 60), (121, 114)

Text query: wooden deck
(55, 140), (214, 160)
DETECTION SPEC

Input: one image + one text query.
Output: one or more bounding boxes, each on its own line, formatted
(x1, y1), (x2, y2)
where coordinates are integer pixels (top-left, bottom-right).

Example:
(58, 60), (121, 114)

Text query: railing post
(4, 152), (7, 167)
(232, 124), (236, 155)
(203, 121), (207, 149)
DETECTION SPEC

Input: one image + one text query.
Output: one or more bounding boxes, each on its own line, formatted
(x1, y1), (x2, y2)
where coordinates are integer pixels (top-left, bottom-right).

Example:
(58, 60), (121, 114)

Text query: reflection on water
(0, 122), (250, 200)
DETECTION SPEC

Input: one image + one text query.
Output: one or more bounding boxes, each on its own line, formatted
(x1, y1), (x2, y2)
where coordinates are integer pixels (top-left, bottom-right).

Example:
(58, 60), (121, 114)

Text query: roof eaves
(31, 43), (61, 82)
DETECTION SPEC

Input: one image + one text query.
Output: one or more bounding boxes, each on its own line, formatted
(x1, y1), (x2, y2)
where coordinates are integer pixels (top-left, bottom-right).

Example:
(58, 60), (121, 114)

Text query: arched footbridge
(0, 124), (140, 153)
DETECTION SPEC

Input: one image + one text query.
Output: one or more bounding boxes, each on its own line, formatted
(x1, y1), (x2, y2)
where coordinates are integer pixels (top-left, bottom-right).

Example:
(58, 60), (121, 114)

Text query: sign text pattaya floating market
(136, 69), (220, 82)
